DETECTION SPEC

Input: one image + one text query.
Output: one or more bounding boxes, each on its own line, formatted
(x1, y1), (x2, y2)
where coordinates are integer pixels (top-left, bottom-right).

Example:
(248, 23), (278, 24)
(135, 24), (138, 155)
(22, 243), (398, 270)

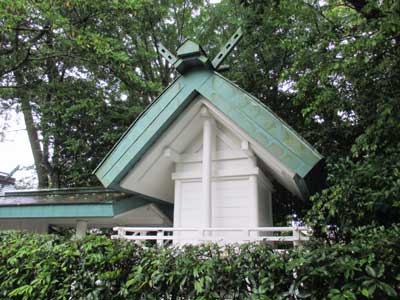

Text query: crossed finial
(157, 28), (243, 74)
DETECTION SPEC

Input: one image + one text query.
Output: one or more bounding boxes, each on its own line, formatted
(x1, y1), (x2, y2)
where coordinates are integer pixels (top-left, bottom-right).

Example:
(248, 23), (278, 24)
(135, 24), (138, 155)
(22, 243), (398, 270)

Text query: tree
(0, 0), (208, 187)
(1, 0), (399, 236)
(239, 0), (400, 237)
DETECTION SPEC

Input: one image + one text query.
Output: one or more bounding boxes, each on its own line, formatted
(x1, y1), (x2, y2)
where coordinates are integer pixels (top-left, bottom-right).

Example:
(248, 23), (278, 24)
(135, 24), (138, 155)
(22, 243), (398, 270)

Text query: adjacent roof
(95, 69), (324, 199)
(0, 187), (172, 219)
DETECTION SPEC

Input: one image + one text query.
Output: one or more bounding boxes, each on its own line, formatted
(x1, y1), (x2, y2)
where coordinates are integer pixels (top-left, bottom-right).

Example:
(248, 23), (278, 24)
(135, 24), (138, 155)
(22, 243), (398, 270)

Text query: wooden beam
(156, 42), (178, 65)
(164, 147), (181, 162)
(241, 140), (254, 157)
(211, 28), (243, 70)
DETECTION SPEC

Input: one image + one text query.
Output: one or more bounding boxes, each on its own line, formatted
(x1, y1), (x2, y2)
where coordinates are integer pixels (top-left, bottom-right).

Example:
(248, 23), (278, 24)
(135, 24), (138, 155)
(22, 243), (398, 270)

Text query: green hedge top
(0, 225), (399, 300)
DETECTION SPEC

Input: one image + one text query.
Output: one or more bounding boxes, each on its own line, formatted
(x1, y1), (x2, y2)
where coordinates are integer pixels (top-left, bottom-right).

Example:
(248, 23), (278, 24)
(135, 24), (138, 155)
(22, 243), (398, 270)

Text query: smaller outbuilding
(0, 188), (172, 236)
(95, 29), (325, 244)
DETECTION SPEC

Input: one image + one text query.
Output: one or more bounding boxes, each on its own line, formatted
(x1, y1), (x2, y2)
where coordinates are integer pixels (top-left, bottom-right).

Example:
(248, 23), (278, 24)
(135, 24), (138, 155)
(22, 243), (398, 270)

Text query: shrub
(0, 225), (398, 299)
(290, 225), (400, 300)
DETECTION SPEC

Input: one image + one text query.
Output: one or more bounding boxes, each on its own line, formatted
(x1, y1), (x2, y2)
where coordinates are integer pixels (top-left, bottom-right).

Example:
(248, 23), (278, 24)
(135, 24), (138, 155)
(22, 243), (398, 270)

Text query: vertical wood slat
(292, 227), (300, 247)
(157, 230), (164, 247)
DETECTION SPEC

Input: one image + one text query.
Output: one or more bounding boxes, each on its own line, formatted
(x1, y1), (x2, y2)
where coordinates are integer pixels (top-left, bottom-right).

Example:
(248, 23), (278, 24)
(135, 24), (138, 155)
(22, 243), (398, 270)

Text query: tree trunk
(17, 77), (49, 188)
(13, 26), (49, 188)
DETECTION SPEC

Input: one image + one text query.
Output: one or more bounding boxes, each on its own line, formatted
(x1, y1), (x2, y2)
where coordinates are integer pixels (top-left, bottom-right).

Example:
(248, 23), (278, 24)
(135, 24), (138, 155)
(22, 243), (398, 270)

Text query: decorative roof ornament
(157, 28), (243, 74)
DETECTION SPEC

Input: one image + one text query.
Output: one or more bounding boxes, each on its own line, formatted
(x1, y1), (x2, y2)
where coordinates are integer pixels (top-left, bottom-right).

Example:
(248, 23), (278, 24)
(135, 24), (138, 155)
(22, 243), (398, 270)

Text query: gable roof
(94, 69), (324, 199)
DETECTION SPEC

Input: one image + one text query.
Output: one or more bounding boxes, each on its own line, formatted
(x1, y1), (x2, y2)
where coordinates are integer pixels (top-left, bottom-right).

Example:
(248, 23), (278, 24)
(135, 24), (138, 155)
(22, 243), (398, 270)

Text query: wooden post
(173, 180), (182, 244)
(245, 141), (259, 238)
(200, 107), (214, 230)
(117, 228), (124, 239)
(75, 220), (88, 239)
(293, 227), (300, 247)
(157, 230), (164, 247)
(249, 175), (259, 238)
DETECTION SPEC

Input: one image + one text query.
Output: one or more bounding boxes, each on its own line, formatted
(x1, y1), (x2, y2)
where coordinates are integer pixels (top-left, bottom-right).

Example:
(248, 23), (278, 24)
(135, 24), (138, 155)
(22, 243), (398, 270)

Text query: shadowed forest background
(1, 0), (399, 240)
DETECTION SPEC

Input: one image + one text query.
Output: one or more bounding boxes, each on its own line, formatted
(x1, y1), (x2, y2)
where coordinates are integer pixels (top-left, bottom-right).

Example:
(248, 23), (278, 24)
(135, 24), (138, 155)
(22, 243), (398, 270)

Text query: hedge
(0, 225), (399, 300)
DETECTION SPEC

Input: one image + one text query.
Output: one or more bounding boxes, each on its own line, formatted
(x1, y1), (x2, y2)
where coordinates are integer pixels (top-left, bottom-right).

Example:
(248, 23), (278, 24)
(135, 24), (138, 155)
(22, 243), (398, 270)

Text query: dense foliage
(1, 1), (399, 298)
(0, 0), (209, 187)
(0, 226), (398, 300)
(1, 1), (399, 234)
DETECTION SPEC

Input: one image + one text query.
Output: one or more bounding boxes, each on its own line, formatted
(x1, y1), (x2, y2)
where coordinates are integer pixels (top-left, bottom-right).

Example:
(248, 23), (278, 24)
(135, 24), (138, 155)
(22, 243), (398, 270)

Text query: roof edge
(2, 187), (119, 197)
(212, 72), (324, 162)
(93, 75), (183, 175)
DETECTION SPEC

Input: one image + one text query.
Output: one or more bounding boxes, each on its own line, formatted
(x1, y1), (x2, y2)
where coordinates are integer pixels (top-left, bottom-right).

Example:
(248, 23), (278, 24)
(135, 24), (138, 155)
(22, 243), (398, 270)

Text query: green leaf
(366, 266), (376, 278)
(378, 282), (397, 297)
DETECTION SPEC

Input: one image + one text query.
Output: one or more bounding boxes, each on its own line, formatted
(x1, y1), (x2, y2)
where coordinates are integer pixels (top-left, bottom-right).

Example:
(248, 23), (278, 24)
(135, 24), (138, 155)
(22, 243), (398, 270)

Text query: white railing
(111, 226), (311, 247)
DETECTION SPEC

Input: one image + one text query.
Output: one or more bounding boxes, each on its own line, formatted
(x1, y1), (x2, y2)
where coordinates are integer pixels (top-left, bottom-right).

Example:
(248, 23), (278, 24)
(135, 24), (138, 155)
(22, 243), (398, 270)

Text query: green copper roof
(173, 40), (212, 74)
(0, 187), (172, 218)
(95, 69), (324, 198)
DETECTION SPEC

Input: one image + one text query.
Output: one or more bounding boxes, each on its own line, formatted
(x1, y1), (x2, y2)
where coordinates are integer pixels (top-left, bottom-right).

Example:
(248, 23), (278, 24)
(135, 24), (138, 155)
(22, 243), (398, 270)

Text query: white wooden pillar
(173, 180), (182, 227)
(173, 180), (182, 244)
(249, 175), (259, 236)
(200, 107), (215, 228)
(75, 220), (88, 239)
(243, 140), (259, 236)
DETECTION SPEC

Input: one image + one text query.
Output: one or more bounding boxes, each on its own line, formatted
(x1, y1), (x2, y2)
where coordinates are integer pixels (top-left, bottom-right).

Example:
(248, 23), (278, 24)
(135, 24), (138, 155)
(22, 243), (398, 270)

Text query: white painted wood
(293, 227), (301, 247)
(180, 150), (248, 163)
(179, 181), (202, 228)
(157, 231), (164, 246)
(170, 103), (276, 243)
(174, 180), (202, 243)
(120, 102), (204, 202)
(172, 167), (260, 180)
(197, 97), (302, 198)
(212, 178), (251, 239)
(115, 94), (306, 244)
(258, 179), (273, 229)
(120, 95), (303, 204)
(114, 226), (303, 232)
(200, 107), (214, 228)
(185, 133), (203, 154)
(241, 140), (254, 158)
(113, 203), (171, 226)
(112, 226), (311, 247)
(164, 147), (181, 162)
(249, 175), (259, 237)
(217, 128), (239, 150)
(173, 180), (182, 227)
